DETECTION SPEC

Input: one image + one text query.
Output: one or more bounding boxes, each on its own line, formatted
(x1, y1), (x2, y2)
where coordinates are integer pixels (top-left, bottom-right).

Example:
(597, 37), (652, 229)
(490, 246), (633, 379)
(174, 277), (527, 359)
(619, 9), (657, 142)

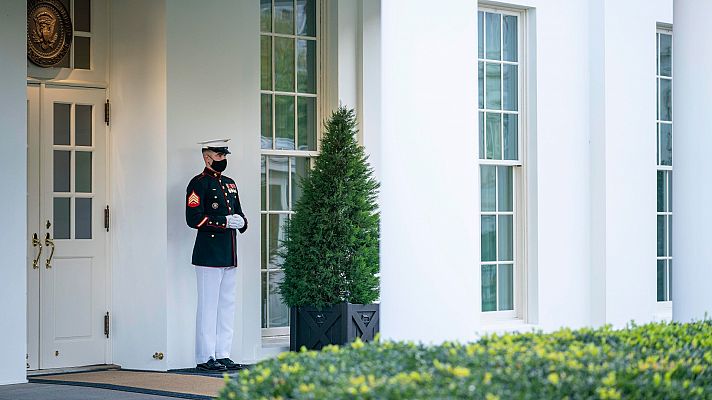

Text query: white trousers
(195, 266), (237, 364)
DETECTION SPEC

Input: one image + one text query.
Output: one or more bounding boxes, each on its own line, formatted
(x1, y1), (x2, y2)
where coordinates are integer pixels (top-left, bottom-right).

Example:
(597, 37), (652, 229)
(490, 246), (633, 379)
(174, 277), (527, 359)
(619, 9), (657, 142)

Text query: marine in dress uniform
(186, 139), (248, 372)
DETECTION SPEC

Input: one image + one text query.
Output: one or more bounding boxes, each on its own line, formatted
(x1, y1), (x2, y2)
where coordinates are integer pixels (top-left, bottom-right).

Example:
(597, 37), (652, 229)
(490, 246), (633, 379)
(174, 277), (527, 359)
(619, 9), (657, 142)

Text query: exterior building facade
(0, 0), (710, 386)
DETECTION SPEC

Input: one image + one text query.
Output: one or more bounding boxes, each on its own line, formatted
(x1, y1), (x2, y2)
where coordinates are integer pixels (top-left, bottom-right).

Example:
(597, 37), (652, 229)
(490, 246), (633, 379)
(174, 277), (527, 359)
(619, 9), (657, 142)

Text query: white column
(0, 0), (27, 385)
(380, 0), (479, 342)
(672, 0), (712, 322)
(361, 0), (381, 183)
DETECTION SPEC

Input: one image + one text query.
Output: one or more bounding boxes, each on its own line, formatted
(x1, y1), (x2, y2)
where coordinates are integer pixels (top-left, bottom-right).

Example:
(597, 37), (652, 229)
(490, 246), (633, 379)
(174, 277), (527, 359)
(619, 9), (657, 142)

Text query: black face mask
(210, 157), (227, 172)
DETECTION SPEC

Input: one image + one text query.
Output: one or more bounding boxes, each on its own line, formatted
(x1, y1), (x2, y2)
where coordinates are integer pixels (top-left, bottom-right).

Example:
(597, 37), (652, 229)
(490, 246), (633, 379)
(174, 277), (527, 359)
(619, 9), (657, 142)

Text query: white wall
(521, 0), (595, 330)
(165, 0), (262, 367)
(673, 0), (712, 322)
(0, 0), (28, 385)
(596, 0), (671, 327)
(377, 0), (673, 341)
(109, 0), (169, 370)
(380, 0), (480, 342)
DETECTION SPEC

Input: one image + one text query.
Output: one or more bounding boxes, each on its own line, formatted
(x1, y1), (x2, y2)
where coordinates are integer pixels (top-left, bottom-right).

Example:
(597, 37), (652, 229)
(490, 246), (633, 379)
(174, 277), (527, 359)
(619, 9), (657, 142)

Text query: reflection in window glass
(54, 197), (71, 239)
(260, 0), (319, 331)
(656, 31), (673, 303)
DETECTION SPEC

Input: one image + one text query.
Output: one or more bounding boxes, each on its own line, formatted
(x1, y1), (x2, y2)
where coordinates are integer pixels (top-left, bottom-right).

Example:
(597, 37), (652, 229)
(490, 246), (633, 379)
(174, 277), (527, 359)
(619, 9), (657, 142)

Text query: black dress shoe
(216, 358), (244, 370)
(196, 358), (227, 372)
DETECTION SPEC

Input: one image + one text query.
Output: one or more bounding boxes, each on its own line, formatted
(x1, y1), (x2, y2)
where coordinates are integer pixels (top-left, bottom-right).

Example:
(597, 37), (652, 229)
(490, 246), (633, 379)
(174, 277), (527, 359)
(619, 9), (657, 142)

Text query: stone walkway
(0, 383), (187, 399)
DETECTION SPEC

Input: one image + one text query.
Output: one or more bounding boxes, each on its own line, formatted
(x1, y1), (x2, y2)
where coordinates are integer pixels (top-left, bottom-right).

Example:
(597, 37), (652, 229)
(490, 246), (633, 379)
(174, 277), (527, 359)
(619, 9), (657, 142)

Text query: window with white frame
(260, 0), (320, 336)
(478, 7), (524, 317)
(656, 29), (673, 303)
(56, 0), (93, 69)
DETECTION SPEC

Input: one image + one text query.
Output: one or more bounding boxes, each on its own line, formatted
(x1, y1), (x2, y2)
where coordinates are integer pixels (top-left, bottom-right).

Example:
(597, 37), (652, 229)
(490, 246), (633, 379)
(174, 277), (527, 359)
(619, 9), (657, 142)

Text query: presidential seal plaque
(27, 0), (73, 67)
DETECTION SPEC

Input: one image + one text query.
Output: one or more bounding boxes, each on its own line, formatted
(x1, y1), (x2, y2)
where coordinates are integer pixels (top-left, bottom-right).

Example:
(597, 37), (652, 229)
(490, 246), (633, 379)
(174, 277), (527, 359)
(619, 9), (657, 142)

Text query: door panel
(28, 85), (108, 370)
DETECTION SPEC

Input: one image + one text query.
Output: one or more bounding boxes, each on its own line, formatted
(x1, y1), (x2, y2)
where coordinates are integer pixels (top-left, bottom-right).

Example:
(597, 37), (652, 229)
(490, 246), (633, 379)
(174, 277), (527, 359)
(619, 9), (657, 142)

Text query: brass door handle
(32, 233), (42, 269)
(44, 233), (55, 269)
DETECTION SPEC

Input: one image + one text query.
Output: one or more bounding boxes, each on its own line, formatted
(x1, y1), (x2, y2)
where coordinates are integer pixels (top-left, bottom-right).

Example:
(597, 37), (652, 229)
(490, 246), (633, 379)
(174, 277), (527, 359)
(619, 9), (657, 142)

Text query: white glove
(226, 214), (245, 230)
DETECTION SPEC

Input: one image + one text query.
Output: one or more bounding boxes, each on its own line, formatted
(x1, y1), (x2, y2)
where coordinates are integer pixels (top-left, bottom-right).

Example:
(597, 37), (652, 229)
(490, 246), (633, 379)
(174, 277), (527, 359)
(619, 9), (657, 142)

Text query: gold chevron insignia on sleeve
(188, 191), (201, 208)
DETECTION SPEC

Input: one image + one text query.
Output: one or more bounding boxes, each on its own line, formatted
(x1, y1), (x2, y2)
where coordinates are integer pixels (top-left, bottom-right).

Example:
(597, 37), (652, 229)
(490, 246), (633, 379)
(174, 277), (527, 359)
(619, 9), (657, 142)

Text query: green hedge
(220, 321), (712, 399)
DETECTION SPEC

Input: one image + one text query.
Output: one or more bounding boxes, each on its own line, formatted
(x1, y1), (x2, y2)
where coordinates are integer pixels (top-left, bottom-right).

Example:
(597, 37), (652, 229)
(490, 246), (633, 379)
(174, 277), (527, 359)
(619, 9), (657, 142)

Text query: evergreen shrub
(279, 106), (380, 309)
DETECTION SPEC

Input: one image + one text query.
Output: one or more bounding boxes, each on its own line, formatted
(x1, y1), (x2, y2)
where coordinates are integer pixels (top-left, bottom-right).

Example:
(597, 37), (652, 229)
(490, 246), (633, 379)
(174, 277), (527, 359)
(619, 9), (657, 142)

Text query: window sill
(476, 320), (540, 337)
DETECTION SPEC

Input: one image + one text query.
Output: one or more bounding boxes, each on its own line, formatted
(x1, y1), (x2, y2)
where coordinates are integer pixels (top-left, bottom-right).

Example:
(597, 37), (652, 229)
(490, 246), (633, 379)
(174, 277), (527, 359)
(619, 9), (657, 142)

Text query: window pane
(75, 105), (92, 146)
(275, 96), (295, 150)
(481, 165), (496, 212)
(261, 271), (268, 328)
(498, 264), (513, 310)
(75, 198), (92, 239)
(668, 215), (673, 257)
(481, 215), (496, 262)
(668, 172), (673, 213)
(481, 265), (497, 312)
(668, 260), (673, 301)
(261, 94), (273, 149)
(660, 123), (672, 166)
(261, 157), (267, 210)
(269, 270), (289, 327)
(497, 166), (513, 212)
(478, 11), (484, 59)
(292, 157), (310, 206)
(297, 39), (317, 94)
(503, 114), (518, 160)
(479, 112), (485, 159)
(261, 0), (272, 32)
(74, 0), (91, 32)
(274, 37), (295, 92)
(485, 112), (501, 160)
(485, 63), (501, 110)
(498, 215), (513, 261)
(659, 78), (672, 121)
(75, 151), (92, 193)
(297, 96), (317, 151)
(53, 197), (71, 239)
(478, 62), (484, 109)
(261, 35), (272, 91)
(296, 0), (316, 37)
(657, 170), (666, 213)
(657, 215), (666, 257)
(274, 0), (294, 34)
(659, 33), (672, 77)
(485, 13), (501, 60)
(74, 36), (91, 70)
(503, 64), (518, 111)
(503, 15), (517, 62)
(657, 259), (667, 302)
(54, 151), (71, 192)
(268, 156), (289, 211)
(54, 103), (71, 145)
(268, 213), (288, 268)
(261, 214), (267, 269)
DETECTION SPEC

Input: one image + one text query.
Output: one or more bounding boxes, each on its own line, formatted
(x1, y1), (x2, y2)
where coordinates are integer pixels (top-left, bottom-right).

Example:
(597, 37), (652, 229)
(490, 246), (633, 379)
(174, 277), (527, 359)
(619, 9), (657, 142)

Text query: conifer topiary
(279, 106), (380, 309)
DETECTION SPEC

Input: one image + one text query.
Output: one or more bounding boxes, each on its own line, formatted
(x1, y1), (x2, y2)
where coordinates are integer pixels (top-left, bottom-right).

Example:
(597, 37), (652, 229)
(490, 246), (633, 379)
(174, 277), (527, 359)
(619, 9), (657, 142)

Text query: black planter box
(289, 302), (380, 351)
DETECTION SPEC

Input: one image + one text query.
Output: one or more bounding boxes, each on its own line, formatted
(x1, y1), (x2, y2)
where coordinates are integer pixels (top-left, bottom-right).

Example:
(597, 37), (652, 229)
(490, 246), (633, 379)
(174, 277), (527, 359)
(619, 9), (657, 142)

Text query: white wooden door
(27, 84), (109, 370)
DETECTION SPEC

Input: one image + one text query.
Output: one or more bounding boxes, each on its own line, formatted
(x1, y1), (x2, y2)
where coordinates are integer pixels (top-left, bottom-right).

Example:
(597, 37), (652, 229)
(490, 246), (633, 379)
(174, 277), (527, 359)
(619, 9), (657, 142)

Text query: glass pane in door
(75, 198), (92, 239)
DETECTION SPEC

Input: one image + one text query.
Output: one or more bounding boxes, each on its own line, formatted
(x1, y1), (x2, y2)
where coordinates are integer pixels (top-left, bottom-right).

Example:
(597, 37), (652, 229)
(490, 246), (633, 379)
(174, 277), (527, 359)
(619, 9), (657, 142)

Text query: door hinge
(104, 312), (110, 338)
(105, 99), (110, 126)
(104, 205), (110, 232)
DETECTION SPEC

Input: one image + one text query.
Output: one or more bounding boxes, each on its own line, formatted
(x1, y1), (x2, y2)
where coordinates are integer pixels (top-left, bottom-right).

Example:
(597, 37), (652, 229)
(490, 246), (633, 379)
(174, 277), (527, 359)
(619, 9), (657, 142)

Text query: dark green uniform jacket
(186, 168), (248, 267)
